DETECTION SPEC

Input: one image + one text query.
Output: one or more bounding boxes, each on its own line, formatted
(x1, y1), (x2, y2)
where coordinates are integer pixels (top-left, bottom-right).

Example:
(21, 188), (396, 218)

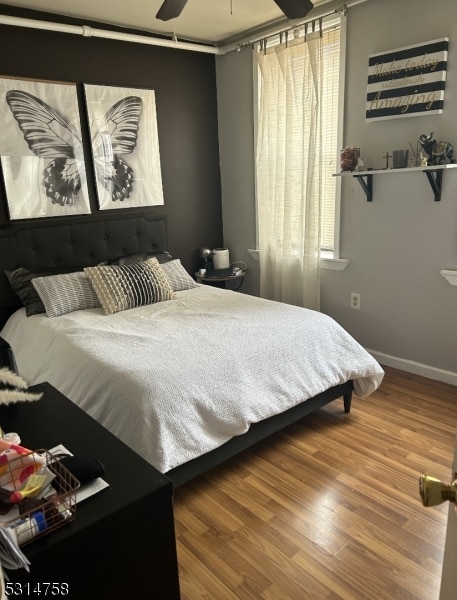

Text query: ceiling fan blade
(273, 0), (314, 19)
(156, 0), (189, 21)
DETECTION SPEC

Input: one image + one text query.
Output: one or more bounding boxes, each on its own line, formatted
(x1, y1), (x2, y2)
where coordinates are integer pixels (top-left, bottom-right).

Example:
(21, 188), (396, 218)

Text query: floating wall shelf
(333, 164), (457, 202)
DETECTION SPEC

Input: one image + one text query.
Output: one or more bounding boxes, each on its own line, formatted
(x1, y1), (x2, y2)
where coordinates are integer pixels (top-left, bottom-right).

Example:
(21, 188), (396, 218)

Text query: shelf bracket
(423, 169), (443, 201)
(353, 173), (373, 202)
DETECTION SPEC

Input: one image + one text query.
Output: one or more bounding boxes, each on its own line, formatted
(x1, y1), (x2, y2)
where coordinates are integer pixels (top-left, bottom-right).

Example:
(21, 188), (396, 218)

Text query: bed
(0, 211), (384, 486)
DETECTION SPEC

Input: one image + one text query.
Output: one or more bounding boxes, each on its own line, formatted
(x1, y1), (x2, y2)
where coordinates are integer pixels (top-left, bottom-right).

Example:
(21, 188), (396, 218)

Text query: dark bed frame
(0, 210), (353, 487)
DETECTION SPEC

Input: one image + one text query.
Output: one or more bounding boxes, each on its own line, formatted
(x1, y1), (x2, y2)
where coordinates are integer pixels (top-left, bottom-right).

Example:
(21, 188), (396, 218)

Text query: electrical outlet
(350, 292), (361, 310)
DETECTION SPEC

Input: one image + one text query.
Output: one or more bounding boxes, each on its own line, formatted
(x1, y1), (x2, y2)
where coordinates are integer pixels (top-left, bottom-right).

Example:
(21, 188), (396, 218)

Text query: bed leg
(343, 392), (352, 414)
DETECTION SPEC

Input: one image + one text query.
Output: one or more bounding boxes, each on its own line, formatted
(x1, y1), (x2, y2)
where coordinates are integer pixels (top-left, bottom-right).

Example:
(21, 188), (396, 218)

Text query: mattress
(1, 286), (384, 473)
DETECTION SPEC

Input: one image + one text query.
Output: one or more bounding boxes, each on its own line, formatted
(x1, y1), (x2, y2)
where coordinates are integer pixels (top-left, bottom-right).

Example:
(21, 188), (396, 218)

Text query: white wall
(216, 0), (457, 384)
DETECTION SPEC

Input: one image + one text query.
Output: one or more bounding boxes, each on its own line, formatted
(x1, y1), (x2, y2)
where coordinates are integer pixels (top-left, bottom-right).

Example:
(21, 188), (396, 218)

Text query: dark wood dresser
(0, 382), (180, 599)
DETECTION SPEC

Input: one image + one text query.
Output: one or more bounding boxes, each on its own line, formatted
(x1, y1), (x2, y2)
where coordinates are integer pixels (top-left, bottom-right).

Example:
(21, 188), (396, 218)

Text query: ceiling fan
(156, 0), (314, 22)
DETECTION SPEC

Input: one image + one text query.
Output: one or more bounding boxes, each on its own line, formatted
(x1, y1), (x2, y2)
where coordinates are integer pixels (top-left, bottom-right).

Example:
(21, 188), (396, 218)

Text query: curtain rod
(219, 0), (366, 54)
(240, 6), (345, 52)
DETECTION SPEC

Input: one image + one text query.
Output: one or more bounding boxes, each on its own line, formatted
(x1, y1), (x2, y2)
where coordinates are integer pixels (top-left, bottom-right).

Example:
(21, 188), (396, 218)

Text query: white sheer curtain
(256, 28), (323, 310)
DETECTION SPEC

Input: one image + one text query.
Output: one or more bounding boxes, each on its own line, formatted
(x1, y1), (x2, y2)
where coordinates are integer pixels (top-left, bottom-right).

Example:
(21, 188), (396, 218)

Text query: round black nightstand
(195, 269), (246, 291)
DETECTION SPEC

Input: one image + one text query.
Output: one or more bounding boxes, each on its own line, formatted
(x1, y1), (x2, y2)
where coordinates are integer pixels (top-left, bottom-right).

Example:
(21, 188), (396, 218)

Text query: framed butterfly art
(83, 84), (164, 210)
(0, 77), (91, 220)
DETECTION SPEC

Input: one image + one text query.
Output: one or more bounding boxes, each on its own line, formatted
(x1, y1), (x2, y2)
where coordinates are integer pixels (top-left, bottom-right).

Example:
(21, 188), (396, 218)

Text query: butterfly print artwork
(88, 95), (143, 202)
(6, 90), (143, 206)
(84, 84), (164, 210)
(6, 89), (85, 207)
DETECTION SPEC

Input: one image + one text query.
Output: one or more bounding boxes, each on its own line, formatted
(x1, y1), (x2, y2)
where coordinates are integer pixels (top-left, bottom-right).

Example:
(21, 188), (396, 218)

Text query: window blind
(257, 23), (341, 253)
(320, 26), (341, 252)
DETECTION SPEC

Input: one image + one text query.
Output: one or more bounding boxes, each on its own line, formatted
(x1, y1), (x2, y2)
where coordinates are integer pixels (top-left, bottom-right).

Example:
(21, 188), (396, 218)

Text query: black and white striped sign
(366, 38), (448, 121)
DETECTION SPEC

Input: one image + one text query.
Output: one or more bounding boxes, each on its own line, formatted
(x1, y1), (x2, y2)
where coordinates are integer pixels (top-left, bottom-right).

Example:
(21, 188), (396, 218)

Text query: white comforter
(1, 286), (384, 473)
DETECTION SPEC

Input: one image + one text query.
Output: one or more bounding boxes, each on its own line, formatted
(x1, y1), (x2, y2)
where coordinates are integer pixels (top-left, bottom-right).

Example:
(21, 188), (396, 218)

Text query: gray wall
(216, 0), (457, 383)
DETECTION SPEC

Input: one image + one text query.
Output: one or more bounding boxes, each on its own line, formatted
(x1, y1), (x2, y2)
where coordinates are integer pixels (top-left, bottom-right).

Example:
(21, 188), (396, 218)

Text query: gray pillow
(5, 267), (76, 317)
(32, 272), (101, 318)
(160, 259), (197, 292)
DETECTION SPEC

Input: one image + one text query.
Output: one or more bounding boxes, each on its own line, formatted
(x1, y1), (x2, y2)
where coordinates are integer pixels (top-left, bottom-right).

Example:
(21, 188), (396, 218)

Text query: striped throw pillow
(32, 272), (101, 318)
(85, 258), (175, 315)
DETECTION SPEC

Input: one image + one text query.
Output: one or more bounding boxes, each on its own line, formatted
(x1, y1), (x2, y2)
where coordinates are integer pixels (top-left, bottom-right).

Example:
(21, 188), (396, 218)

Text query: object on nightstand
(199, 247), (213, 270)
(204, 267), (234, 278)
(212, 248), (230, 270)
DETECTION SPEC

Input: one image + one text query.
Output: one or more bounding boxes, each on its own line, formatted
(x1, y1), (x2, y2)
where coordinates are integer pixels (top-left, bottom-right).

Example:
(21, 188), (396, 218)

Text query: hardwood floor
(173, 367), (457, 599)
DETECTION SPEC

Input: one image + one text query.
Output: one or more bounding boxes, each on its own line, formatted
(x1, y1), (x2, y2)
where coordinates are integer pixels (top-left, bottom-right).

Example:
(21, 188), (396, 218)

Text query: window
(320, 26), (341, 256)
(255, 19), (345, 264)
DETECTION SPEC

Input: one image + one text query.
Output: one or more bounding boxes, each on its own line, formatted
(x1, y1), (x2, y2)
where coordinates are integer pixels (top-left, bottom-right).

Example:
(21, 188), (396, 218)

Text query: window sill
(440, 269), (457, 286)
(320, 257), (350, 270)
(248, 249), (349, 270)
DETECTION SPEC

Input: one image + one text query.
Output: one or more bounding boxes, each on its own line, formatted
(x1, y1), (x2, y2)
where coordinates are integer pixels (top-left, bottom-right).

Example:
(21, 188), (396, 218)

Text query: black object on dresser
(0, 382), (180, 600)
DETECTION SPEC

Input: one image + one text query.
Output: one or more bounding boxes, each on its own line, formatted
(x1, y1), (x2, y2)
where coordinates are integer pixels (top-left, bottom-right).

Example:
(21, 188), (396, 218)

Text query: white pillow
(32, 272), (101, 318)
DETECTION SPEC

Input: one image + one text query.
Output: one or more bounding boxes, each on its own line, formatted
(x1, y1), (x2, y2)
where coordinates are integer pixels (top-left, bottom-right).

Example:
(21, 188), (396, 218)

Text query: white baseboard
(367, 349), (457, 387)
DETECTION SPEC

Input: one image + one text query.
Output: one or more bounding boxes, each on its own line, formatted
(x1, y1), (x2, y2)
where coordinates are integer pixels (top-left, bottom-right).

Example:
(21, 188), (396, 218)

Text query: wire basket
(0, 449), (80, 547)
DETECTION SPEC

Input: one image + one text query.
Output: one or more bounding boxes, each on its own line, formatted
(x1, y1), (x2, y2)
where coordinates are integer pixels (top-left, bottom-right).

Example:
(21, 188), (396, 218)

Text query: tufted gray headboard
(0, 211), (168, 328)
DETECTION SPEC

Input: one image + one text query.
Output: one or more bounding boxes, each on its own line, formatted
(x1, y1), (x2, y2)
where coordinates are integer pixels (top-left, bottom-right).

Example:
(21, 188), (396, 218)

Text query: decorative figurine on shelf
(382, 152), (392, 169)
(418, 132), (456, 166)
(340, 146), (360, 171)
(355, 157), (365, 171)
(408, 142), (421, 167)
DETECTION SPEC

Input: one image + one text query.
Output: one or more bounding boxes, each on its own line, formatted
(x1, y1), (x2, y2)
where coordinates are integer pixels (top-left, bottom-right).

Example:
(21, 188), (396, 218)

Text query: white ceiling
(0, 0), (331, 45)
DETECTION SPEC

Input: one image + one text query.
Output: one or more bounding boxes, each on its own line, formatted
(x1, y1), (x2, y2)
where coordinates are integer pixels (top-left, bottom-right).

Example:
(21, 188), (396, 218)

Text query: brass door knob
(419, 474), (457, 507)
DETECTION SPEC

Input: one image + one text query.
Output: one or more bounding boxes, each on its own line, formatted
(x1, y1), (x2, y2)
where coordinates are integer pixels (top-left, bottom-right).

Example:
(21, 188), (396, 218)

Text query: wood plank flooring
(173, 367), (457, 599)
